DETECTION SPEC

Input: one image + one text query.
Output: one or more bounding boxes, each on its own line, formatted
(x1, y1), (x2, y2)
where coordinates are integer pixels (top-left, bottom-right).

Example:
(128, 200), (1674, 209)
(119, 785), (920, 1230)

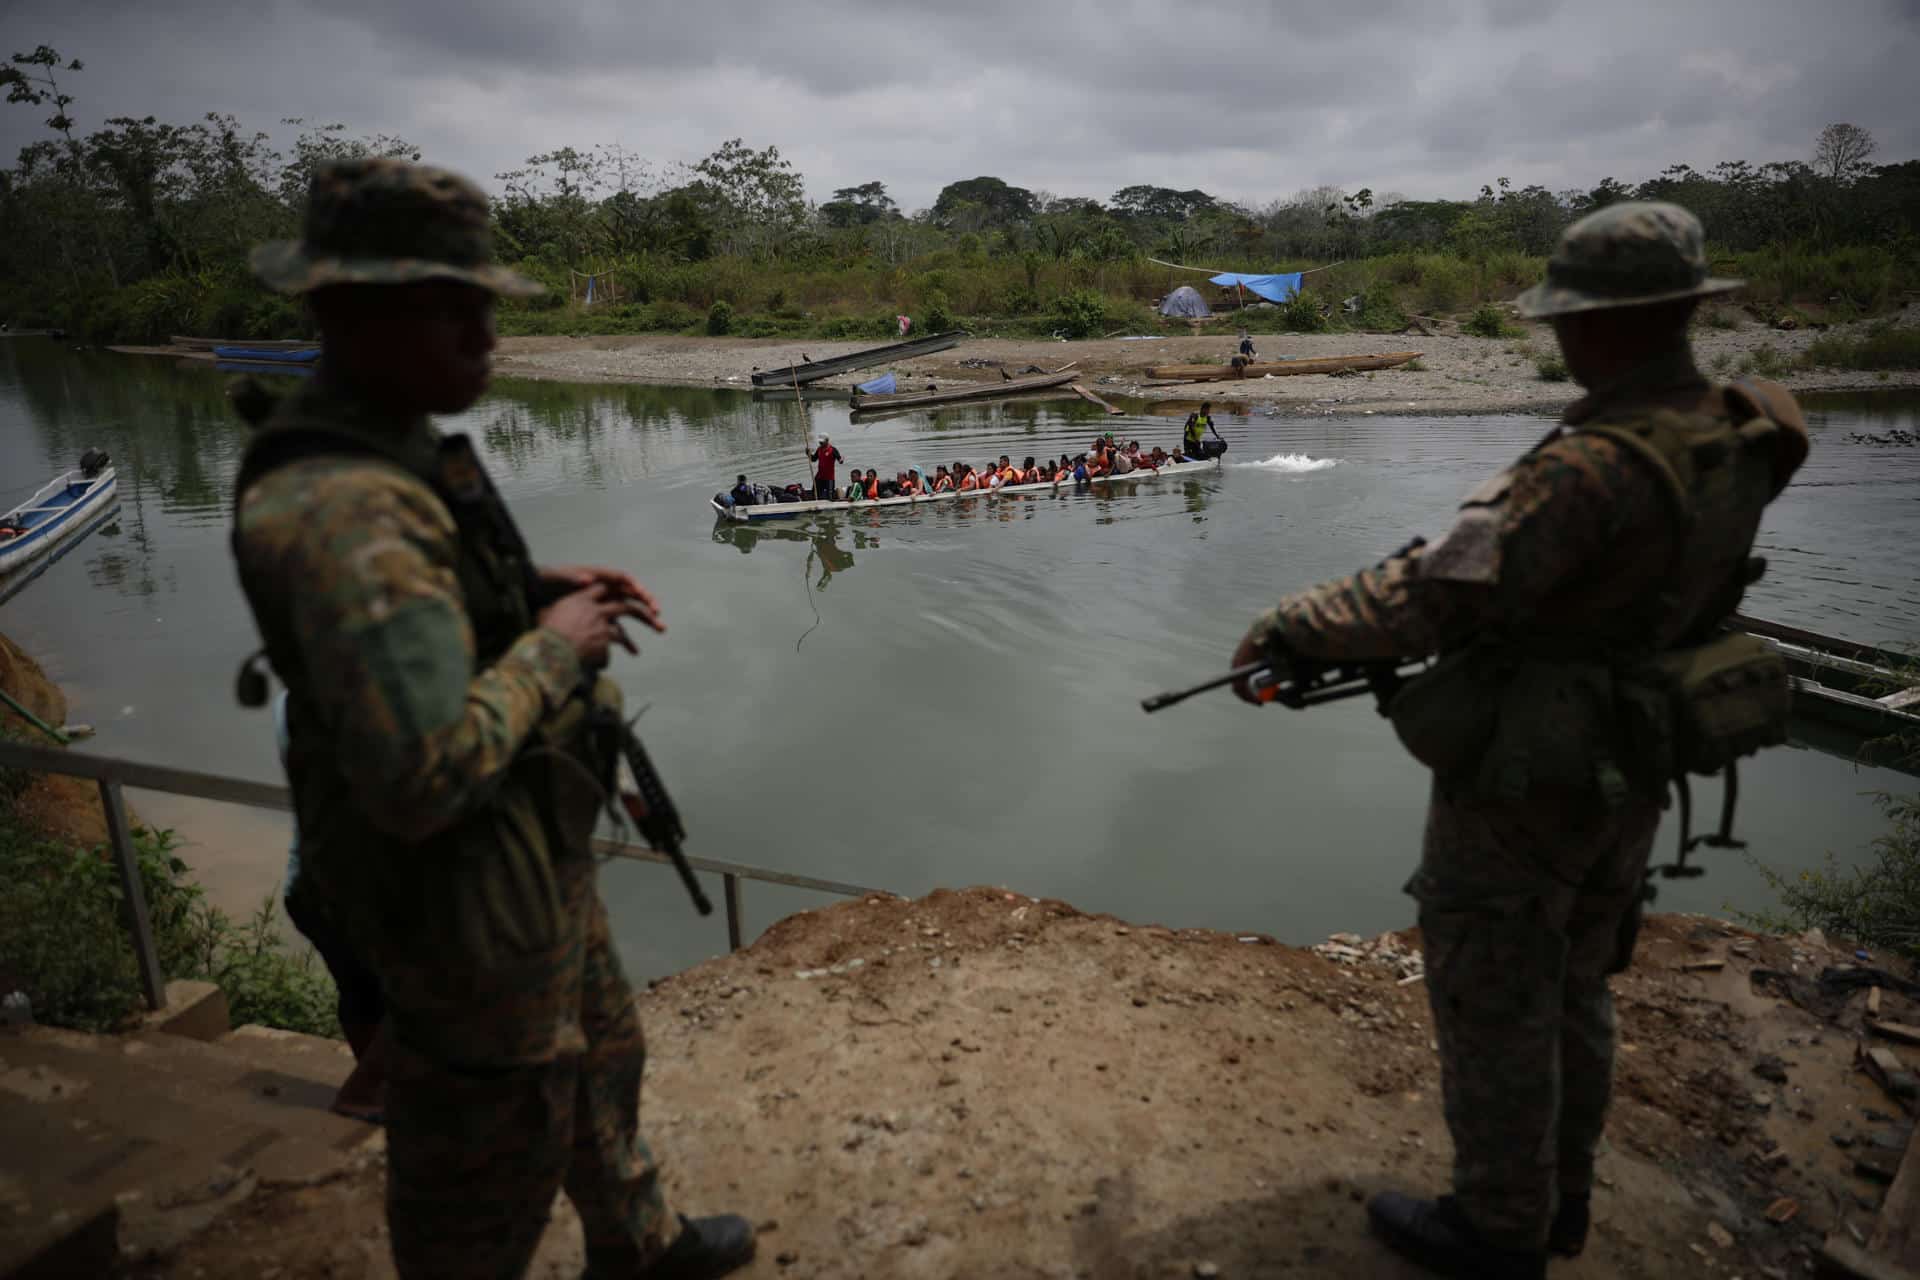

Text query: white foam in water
(1236, 452), (1340, 473)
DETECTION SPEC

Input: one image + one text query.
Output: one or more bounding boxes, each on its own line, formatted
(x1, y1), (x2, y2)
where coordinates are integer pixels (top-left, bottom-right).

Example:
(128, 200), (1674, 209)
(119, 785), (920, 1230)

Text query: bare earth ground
(492, 306), (1920, 417)
(134, 886), (1916, 1279)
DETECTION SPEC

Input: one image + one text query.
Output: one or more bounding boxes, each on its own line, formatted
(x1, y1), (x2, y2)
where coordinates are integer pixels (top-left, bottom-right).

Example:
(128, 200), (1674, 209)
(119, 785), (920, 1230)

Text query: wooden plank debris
(1872, 1121), (1920, 1270)
(1874, 988), (1886, 1017)
(1874, 1023), (1920, 1047)
(1819, 1236), (1920, 1280)
(1861, 1046), (1918, 1113)
(747, 331), (964, 386)
(1070, 383), (1124, 415)
(1682, 959), (1727, 973)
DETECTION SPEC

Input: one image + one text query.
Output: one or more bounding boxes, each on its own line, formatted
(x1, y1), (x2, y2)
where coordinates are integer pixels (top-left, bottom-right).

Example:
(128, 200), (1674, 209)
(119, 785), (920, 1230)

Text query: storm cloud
(3, 0), (1914, 210)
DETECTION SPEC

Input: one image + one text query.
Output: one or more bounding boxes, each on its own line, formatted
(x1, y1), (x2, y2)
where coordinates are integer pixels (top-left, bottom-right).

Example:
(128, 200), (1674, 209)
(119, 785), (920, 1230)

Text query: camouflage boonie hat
(251, 157), (541, 298)
(1514, 201), (1741, 318)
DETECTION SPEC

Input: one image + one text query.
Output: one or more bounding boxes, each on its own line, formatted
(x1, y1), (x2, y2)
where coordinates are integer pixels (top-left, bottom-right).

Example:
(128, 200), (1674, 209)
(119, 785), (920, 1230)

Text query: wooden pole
(1071, 383), (1123, 415)
(101, 778), (166, 1011)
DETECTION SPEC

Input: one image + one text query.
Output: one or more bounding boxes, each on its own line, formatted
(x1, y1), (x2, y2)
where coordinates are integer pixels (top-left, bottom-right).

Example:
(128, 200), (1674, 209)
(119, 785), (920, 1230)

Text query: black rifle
(1141, 655), (1427, 714)
(605, 712), (713, 916)
(444, 433), (712, 918)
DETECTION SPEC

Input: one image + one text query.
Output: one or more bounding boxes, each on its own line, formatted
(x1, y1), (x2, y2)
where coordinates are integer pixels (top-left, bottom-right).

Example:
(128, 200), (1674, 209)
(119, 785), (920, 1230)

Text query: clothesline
(1148, 257), (1347, 276)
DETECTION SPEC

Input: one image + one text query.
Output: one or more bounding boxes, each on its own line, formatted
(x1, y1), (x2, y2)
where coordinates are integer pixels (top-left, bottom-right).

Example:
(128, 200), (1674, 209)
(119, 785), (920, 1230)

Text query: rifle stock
(1141, 656), (1428, 715)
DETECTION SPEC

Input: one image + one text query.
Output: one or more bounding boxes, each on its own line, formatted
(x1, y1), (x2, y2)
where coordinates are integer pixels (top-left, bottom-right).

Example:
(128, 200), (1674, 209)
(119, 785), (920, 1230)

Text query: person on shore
(230, 158), (754, 1280)
(1226, 202), (1806, 1280)
(1238, 333), (1256, 362)
(806, 436), (843, 501)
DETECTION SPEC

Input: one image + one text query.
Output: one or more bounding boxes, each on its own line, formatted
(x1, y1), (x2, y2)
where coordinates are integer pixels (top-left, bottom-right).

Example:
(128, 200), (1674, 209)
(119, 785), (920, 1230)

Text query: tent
(1157, 285), (1214, 318)
(1209, 272), (1302, 304)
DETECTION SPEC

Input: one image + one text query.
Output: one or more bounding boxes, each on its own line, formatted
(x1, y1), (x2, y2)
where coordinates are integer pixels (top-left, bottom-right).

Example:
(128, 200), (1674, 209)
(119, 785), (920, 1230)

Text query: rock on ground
(130, 887), (1910, 1279)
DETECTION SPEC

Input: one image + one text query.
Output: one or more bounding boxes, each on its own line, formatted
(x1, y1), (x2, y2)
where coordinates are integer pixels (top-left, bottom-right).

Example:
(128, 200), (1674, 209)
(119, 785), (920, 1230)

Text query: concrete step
(0, 1023), (377, 1277)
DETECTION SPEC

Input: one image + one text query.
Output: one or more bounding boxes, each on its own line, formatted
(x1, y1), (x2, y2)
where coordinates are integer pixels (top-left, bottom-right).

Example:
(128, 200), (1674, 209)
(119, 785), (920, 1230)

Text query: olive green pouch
(1387, 646), (1503, 778)
(1646, 631), (1791, 774)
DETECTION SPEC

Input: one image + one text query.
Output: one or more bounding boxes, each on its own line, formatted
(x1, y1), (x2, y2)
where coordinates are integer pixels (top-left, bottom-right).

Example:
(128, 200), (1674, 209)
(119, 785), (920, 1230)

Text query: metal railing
(0, 738), (884, 1011)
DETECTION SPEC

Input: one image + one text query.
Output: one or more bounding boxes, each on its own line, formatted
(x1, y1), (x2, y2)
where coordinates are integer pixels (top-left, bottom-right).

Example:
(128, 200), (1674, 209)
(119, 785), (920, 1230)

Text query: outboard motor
(79, 448), (111, 477)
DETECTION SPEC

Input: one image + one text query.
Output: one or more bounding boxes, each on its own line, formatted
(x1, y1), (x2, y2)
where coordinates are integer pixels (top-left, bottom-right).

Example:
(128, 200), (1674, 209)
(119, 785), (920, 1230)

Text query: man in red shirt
(807, 436), (844, 500)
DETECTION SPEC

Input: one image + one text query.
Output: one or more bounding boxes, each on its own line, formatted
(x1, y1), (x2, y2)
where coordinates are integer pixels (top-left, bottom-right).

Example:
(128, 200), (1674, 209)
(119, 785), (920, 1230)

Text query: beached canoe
(710, 458), (1220, 523)
(1144, 352), (1422, 382)
(0, 453), (119, 575)
(212, 345), (320, 364)
(748, 331), (966, 387)
(170, 335), (317, 352)
(1732, 613), (1919, 773)
(849, 371), (1078, 415)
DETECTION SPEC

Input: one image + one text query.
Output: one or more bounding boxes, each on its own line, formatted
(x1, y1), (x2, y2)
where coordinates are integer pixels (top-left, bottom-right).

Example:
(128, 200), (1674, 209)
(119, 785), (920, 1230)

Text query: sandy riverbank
(138, 886), (1917, 1278)
(492, 308), (1920, 417)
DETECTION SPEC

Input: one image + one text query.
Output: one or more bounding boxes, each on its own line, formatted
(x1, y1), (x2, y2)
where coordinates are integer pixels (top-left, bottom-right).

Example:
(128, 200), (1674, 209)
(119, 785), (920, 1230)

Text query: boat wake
(1235, 452), (1340, 474)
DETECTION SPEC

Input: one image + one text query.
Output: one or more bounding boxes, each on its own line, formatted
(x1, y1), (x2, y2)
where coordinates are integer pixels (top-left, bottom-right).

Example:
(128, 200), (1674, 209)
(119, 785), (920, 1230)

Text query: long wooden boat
(748, 331), (965, 387)
(0, 454), (119, 574)
(849, 371), (1077, 415)
(169, 335), (316, 352)
(710, 458), (1221, 523)
(1144, 351), (1422, 382)
(1733, 612), (1919, 775)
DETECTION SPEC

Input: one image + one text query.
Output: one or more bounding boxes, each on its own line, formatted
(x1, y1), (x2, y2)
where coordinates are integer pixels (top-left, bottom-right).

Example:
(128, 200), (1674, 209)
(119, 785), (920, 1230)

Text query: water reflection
(713, 519), (863, 591)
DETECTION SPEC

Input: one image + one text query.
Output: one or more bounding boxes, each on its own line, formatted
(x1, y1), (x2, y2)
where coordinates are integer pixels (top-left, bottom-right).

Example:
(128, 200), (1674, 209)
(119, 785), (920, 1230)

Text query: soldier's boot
(634, 1213), (756, 1280)
(1548, 1192), (1590, 1257)
(1365, 1192), (1546, 1280)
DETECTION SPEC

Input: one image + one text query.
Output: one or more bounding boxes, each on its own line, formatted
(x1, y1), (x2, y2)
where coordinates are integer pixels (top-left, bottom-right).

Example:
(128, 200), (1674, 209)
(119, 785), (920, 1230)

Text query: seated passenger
(1019, 456), (1038, 483)
(932, 465), (954, 493)
(904, 469), (925, 496)
(866, 471), (883, 500)
(1072, 454), (1090, 482)
(959, 465), (979, 492)
(729, 474), (756, 506)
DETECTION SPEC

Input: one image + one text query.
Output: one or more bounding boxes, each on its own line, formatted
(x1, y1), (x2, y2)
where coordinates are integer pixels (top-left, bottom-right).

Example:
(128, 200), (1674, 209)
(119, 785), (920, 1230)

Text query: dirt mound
(132, 887), (1916, 1279)
(0, 630), (117, 848)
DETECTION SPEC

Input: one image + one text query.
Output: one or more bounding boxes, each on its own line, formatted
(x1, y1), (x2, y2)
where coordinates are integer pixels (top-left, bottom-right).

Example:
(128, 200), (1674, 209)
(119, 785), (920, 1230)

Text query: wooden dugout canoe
(1144, 351), (1423, 382)
(848, 370), (1078, 415)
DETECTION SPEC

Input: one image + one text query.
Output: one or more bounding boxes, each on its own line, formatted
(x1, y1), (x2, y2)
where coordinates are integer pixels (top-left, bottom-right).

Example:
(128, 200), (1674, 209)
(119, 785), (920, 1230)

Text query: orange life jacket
(959, 473), (978, 491)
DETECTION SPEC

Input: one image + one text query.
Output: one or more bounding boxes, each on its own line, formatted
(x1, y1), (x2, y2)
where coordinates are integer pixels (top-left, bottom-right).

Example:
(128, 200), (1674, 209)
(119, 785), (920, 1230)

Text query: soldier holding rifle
(1220, 204), (1807, 1278)
(230, 158), (753, 1280)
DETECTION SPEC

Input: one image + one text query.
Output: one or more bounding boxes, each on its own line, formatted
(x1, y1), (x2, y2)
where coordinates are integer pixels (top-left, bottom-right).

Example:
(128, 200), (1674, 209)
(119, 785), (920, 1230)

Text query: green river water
(2, 338), (1915, 976)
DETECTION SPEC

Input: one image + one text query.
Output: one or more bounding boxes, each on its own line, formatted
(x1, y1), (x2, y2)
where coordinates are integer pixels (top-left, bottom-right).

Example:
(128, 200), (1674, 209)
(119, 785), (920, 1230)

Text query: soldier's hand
(540, 566), (664, 633)
(539, 585), (654, 667)
(1230, 628), (1275, 705)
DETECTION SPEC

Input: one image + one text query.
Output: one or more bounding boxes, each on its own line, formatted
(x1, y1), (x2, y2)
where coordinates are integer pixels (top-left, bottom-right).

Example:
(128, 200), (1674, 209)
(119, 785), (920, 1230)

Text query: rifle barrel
(1140, 662), (1268, 713)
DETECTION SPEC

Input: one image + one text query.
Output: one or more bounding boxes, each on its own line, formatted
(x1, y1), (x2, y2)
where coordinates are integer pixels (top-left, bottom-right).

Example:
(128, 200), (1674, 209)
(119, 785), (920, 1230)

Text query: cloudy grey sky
(4, 0), (1916, 211)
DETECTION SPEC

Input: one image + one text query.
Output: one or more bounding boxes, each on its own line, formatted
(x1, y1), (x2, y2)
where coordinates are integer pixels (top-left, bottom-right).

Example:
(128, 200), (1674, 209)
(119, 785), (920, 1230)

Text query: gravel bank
(492, 308), (1919, 418)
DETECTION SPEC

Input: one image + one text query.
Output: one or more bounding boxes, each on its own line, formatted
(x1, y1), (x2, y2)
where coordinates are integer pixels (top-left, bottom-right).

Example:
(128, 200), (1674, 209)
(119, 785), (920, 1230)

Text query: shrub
(1052, 288), (1108, 339)
(0, 816), (339, 1037)
(1741, 794), (1920, 960)
(1463, 303), (1520, 339)
(1275, 293), (1329, 333)
(1535, 354), (1570, 382)
(1700, 306), (1743, 331)
(705, 300), (734, 336)
(923, 291), (956, 334)
(1738, 345), (1794, 378)
(1805, 324), (1920, 371)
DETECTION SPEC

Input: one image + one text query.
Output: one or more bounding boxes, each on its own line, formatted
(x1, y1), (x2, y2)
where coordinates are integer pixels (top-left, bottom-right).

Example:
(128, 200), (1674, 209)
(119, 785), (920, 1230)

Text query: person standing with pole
(1225, 203), (1805, 1279)
(807, 434), (844, 501)
(230, 158), (754, 1280)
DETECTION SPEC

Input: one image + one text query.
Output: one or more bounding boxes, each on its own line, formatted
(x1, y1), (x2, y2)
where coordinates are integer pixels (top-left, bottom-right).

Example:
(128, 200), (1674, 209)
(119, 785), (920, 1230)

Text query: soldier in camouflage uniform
(231, 159), (755, 1280)
(1230, 203), (1808, 1279)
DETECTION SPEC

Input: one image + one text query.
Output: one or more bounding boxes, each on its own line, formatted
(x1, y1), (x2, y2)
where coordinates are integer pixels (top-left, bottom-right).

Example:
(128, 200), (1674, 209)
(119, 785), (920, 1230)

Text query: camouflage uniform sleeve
(244, 459), (582, 840)
(1249, 433), (1644, 660)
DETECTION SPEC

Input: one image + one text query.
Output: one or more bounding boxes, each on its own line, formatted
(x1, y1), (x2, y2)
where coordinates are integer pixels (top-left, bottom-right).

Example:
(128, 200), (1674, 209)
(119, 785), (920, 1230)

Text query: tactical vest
(1388, 379), (1800, 870)
(230, 388), (613, 977)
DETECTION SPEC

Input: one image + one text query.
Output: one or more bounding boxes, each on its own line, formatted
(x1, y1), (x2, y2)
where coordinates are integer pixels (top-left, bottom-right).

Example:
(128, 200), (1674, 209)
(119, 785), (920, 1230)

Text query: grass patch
(1699, 306), (1744, 331)
(1709, 352), (1736, 376)
(1738, 345), (1796, 378)
(1535, 354), (1570, 382)
(1403, 358), (1427, 371)
(1805, 324), (1920, 371)
(0, 808), (339, 1037)
(1462, 303), (1522, 339)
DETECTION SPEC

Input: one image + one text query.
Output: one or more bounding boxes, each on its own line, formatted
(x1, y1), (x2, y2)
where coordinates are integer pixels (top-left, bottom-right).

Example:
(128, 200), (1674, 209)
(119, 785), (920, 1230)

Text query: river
(2, 338), (1915, 977)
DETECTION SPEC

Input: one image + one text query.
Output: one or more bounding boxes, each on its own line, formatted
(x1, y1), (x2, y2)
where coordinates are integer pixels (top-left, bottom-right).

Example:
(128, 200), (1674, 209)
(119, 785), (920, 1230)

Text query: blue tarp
(1208, 272), (1302, 304)
(856, 372), (897, 395)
